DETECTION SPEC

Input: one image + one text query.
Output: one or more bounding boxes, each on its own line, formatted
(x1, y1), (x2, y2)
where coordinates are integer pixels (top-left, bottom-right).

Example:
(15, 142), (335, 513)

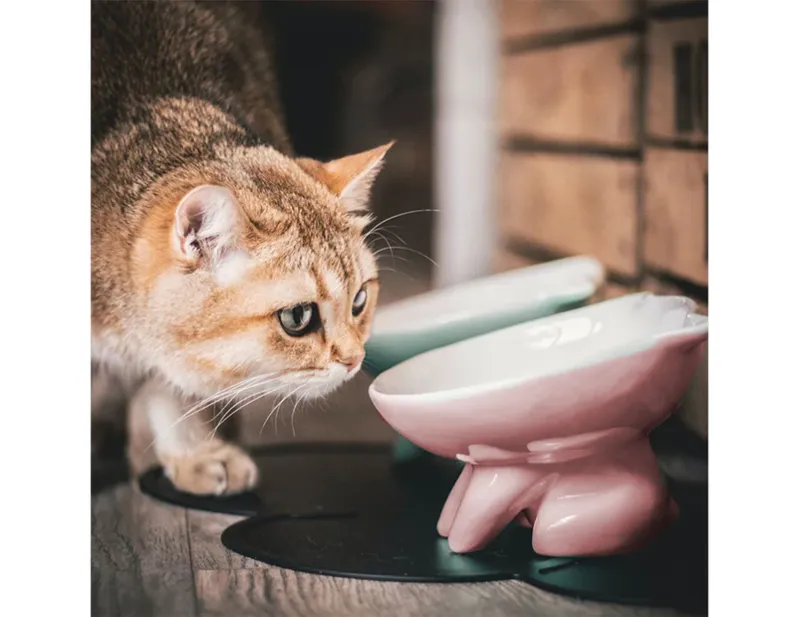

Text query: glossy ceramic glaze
(363, 256), (604, 376)
(369, 293), (708, 556)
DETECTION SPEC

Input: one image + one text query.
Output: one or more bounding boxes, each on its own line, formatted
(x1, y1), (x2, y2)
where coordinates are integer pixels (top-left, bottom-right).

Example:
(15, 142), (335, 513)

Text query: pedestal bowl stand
(369, 293), (708, 557)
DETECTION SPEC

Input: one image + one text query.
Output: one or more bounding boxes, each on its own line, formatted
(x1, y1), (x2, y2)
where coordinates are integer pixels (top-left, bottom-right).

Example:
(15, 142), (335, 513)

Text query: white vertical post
(433, 0), (499, 288)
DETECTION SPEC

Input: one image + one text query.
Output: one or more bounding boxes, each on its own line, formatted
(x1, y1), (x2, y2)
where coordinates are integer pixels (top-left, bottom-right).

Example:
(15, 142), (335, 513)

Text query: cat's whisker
(183, 372), (278, 419)
(381, 244), (439, 268)
(211, 375), (283, 423)
(365, 208), (439, 241)
(276, 385), (305, 434)
(261, 385), (302, 435)
(290, 388), (309, 437)
(209, 381), (285, 440)
(371, 239), (403, 254)
(369, 225), (408, 249)
(142, 373), (283, 454)
(365, 229), (392, 251)
(198, 377), (276, 428)
(376, 254), (414, 275)
(377, 265), (417, 282)
(142, 391), (232, 454)
(210, 380), (263, 420)
(208, 393), (256, 436)
(208, 389), (278, 442)
(382, 228), (408, 247)
(367, 230), (398, 265)
(373, 248), (412, 263)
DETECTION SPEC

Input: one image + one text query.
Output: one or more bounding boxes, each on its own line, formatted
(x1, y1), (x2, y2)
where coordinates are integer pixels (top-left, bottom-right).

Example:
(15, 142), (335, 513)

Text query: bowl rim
(369, 255), (605, 338)
(369, 292), (708, 404)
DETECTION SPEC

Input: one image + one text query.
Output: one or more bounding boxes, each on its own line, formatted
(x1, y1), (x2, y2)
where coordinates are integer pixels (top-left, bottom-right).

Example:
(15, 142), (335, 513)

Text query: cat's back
(91, 0), (289, 151)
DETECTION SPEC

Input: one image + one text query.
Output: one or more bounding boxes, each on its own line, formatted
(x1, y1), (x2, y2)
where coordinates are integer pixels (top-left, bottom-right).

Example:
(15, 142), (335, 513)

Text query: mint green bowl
(363, 256), (606, 461)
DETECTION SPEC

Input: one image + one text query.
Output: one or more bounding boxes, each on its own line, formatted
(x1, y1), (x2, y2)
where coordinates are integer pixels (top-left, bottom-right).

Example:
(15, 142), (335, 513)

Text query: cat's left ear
(172, 184), (249, 284)
(297, 141), (394, 213)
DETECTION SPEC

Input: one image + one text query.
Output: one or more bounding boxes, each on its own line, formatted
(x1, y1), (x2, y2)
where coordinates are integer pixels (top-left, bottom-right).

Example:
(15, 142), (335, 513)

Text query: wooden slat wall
(643, 149), (708, 285)
(499, 153), (640, 275)
(500, 35), (641, 146)
(647, 18), (708, 145)
(501, 0), (638, 41)
(496, 0), (709, 437)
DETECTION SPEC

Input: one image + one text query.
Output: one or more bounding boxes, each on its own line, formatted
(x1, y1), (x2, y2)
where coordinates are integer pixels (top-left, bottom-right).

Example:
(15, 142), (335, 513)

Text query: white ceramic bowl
(364, 256), (604, 375)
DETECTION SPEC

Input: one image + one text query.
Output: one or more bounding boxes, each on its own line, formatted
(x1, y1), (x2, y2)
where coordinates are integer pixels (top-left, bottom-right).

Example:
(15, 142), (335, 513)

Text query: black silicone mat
(218, 454), (706, 611)
(138, 421), (707, 611)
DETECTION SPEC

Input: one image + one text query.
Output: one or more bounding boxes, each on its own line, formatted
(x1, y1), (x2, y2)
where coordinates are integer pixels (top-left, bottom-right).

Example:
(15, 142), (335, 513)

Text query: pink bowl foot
(438, 434), (673, 557)
(369, 293), (708, 558)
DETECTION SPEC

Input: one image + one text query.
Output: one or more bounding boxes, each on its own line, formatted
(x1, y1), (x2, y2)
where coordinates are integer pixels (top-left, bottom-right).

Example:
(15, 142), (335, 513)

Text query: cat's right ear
(173, 185), (248, 280)
(296, 141), (394, 214)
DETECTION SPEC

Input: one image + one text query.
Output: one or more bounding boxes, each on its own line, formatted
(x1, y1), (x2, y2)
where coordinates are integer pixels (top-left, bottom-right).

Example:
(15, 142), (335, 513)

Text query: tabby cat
(91, 1), (391, 495)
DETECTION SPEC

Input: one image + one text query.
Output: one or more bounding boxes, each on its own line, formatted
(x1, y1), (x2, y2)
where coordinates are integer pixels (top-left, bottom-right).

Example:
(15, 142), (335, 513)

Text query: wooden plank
(500, 35), (641, 147)
(647, 0), (700, 6)
(498, 153), (639, 276)
(491, 250), (635, 303)
(187, 510), (267, 570)
(500, 0), (638, 41)
(646, 18), (708, 144)
(643, 148), (708, 285)
(195, 569), (686, 617)
(492, 248), (538, 273)
(91, 484), (198, 617)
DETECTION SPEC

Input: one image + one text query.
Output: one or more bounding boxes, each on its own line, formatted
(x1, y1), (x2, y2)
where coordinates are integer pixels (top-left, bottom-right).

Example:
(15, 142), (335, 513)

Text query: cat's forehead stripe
(310, 265), (331, 301)
(320, 231), (351, 285)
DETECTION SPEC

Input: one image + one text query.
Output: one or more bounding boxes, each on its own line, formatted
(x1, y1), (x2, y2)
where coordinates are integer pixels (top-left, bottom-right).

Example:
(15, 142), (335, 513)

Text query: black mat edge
(220, 513), (706, 612)
(138, 441), (393, 516)
(220, 514), (513, 585)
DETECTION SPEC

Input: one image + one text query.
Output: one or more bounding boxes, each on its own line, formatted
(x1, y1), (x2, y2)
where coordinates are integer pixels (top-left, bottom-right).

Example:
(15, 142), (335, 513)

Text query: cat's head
(132, 142), (393, 400)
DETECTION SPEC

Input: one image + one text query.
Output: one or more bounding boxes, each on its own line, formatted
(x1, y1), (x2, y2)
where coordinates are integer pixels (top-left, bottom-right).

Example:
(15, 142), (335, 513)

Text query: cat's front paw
(162, 440), (258, 496)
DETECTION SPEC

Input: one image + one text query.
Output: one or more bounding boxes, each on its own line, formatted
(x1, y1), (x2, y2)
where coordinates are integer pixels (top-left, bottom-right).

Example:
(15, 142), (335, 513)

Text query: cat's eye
(277, 303), (319, 337)
(352, 288), (368, 317)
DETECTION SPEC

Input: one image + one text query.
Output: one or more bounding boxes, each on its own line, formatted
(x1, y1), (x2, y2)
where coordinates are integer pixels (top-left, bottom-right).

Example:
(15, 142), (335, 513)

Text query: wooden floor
(92, 481), (697, 617)
(91, 267), (704, 617)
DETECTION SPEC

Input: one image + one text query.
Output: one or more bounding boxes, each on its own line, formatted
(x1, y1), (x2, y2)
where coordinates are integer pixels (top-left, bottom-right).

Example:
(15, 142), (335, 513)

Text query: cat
(91, 1), (391, 495)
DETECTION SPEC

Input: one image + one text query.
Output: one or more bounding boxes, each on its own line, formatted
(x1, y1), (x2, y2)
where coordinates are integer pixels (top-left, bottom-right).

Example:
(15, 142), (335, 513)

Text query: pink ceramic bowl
(369, 293), (708, 557)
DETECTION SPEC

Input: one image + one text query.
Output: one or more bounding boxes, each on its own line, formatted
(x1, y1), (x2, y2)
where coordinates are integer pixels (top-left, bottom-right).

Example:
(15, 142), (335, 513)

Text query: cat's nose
(340, 353), (364, 373)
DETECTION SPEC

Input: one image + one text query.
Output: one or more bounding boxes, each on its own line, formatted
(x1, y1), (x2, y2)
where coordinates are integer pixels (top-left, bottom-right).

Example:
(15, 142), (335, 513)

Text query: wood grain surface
(646, 18), (708, 144)
(643, 148), (708, 285)
(92, 482), (693, 616)
(491, 247), (538, 274)
(500, 0), (638, 42)
(498, 152), (640, 276)
(500, 34), (641, 147)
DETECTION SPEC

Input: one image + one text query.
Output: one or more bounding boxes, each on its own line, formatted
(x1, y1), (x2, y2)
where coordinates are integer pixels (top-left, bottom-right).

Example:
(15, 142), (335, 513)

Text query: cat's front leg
(130, 378), (258, 496)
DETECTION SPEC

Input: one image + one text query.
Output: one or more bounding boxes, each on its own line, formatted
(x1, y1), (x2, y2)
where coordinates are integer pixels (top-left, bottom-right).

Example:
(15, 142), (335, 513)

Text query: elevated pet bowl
(365, 256), (604, 375)
(369, 293), (708, 556)
(364, 256), (605, 462)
